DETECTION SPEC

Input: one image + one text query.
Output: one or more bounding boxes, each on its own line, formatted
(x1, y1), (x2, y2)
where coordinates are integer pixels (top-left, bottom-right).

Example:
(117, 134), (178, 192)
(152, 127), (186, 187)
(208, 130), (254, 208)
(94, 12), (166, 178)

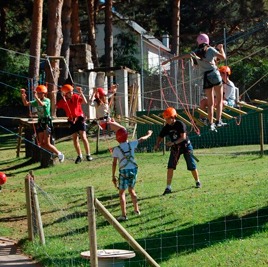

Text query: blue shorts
(167, 142), (197, 171)
(118, 168), (138, 190)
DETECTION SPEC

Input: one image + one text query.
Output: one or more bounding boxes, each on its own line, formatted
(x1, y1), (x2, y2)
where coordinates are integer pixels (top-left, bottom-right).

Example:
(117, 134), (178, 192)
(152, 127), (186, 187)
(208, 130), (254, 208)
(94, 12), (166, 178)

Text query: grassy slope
(0, 131), (267, 266)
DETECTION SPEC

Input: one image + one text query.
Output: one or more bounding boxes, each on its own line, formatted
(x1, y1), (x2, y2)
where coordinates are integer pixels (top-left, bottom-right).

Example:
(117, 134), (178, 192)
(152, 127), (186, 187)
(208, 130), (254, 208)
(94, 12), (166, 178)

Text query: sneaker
(163, 188), (172, 195)
(216, 120), (228, 128)
(195, 181), (201, 188)
(117, 215), (128, 222)
(199, 118), (208, 126)
(75, 156), (82, 164)
(58, 153), (65, 163)
(209, 123), (217, 132)
(86, 155), (93, 161)
(134, 210), (141, 215)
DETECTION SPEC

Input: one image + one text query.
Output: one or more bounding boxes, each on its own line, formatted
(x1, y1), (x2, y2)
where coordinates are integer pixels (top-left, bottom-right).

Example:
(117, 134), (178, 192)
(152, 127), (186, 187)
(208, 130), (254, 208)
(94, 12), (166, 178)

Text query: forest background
(0, 0), (268, 109)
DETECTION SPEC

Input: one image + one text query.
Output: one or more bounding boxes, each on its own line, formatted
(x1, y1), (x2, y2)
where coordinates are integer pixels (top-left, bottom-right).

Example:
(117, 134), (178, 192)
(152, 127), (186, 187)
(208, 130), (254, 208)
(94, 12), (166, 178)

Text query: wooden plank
(237, 101), (263, 111)
(176, 114), (192, 127)
(132, 116), (154, 124)
(151, 114), (165, 123)
(223, 105), (247, 115)
(142, 115), (163, 125)
(195, 108), (216, 122)
(251, 99), (268, 105)
(213, 108), (234, 119)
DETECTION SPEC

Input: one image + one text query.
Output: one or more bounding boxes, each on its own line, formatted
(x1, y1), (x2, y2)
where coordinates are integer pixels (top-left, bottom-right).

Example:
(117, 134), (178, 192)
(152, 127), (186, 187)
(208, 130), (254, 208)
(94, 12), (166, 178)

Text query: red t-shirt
(57, 94), (84, 120)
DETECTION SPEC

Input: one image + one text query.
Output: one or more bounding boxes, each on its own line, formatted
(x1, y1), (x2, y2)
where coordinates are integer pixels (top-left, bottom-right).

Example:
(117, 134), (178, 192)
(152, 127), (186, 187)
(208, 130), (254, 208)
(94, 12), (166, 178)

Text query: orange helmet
(95, 87), (106, 98)
(219, 66), (231, 75)
(116, 128), (128, 143)
(163, 107), (177, 119)
(61, 84), (74, 94)
(0, 172), (7, 185)
(36, 85), (47, 93)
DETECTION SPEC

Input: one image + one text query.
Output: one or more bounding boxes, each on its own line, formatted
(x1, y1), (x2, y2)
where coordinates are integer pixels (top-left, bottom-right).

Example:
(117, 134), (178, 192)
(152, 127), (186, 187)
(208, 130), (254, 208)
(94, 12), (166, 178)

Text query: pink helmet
(197, 33), (209, 45)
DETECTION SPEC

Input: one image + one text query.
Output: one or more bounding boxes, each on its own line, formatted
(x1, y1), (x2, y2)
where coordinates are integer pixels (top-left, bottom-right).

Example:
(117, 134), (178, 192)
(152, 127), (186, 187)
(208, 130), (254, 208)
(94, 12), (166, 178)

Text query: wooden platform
(17, 117), (70, 167)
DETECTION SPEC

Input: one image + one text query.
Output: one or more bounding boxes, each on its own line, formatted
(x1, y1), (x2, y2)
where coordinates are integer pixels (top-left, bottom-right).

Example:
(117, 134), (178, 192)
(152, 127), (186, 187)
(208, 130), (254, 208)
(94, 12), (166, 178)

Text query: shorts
(118, 168), (138, 190)
(36, 118), (53, 135)
(69, 116), (86, 134)
(203, 69), (222, 89)
(167, 142), (197, 171)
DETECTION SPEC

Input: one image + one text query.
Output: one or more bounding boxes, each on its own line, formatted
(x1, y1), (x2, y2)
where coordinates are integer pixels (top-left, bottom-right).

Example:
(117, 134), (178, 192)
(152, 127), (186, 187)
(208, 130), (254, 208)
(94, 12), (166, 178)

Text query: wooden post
(95, 198), (160, 267)
(259, 112), (264, 156)
(87, 187), (98, 267)
(25, 173), (34, 241)
(31, 177), (45, 245)
(16, 124), (23, 157)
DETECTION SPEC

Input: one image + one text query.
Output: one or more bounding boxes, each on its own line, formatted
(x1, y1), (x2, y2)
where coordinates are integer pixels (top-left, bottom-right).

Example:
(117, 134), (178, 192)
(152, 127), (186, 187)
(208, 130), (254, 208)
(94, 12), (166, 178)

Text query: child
(89, 84), (125, 133)
(154, 107), (201, 195)
(163, 33), (227, 132)
(112, 128), (153, 221)
(219, 65), (237, 107)
(57, 84), (93, 164)
(20, 85), (64, 162)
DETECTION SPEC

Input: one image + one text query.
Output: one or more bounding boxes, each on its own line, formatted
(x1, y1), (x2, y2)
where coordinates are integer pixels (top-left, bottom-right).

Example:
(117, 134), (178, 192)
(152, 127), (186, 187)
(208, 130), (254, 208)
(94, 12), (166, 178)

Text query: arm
(77, 86), (87, 104)
(166, 132), (187, 147)
(20, 89), (30, 106)
(154, 136), (164, 150)
(112, 157), (118, 187)
(215, 44), (226, 61)
(138, 130), (153, 144)
(162, 53), (192, 65)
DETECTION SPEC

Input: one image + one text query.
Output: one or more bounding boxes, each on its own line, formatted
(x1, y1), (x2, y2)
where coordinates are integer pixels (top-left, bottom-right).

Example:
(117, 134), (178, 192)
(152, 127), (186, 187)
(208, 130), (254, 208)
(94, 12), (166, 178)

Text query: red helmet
(116, 128), (128, 143)
(219, 66), (231, 75)
(36, 85), (47, 93)
(197, 33), (209, 45)
(0, 172), (7, 185)
(96, 87), (106, 98)
(61, 84), (74, 94)
(163, 107), (177, 119)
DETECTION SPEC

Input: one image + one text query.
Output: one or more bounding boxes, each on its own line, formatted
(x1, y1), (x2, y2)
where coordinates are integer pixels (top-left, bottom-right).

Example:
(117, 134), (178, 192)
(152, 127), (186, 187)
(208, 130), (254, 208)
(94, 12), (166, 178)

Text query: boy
(112, 128), (153, 221)
(57, 84), (93, 163)
(154, 107), (201, 195)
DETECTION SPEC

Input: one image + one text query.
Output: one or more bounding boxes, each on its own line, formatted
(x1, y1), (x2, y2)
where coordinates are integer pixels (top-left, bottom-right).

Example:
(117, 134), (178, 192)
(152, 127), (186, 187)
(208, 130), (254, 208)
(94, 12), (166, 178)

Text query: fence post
(25, 173), (34, 241)
(259, 112), (264, 156)
(87, 186), (98, 267)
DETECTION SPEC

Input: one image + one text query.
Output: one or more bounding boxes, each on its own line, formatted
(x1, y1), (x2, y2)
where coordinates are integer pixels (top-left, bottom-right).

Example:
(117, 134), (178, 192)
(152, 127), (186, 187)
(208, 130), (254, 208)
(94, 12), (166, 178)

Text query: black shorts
(69, 116), (86, 134)
(203, 69), (222, 89)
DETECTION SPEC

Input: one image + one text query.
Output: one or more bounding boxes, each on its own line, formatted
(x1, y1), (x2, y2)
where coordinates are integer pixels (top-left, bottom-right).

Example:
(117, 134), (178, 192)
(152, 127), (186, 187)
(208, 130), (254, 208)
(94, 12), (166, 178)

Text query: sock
(167, 185), (171, 190)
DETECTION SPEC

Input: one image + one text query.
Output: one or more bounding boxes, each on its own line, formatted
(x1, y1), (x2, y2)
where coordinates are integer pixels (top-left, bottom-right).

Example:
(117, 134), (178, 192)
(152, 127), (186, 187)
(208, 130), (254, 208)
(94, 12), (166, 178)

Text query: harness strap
(118, 143), (138, 170)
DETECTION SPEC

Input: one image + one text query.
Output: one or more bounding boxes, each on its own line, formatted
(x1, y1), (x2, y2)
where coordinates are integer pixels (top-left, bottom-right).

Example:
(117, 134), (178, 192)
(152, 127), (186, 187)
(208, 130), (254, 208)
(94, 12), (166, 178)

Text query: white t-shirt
(112, 140), (138, 169)
(223, 80), (236, 100)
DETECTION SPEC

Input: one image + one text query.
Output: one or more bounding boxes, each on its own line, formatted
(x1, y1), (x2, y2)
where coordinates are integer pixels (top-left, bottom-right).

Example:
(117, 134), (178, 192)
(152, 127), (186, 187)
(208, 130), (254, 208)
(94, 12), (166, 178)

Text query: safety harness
(117, 143), (138, 170)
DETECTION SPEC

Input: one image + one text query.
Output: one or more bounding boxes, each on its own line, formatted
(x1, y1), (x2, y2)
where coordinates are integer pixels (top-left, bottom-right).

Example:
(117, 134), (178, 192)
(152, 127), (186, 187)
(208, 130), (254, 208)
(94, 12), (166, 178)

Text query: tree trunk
(71, 0), (81, 44)
(105, 0), (113, 85)
(171, 0), (180, 55)
(60, 0), (72, 85)
(29, 0), (43, 87)
(86, 0), (99, 67)
(47, 0), (64, 117)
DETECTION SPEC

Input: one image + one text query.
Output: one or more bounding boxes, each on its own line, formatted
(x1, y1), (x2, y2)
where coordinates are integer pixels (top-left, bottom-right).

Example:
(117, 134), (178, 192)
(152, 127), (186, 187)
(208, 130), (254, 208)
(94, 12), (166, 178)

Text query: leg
(118, 189), (127, 217)
(128, 187), (139, 214)
(214, 84), (224, 121)
(108, 121), (126, 133)
(204, 88), (214, 124)
(79, 130), (90, 155)
(72, 133), (82, 155)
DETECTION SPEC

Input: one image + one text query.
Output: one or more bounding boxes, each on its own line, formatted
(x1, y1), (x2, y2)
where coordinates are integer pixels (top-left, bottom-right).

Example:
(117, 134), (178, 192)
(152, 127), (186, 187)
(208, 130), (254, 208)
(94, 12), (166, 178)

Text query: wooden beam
(132, 116), (154, 125)
(251, 99), (268, 105)
(151, 114), (165, 123)
(213, 108), (234, 120)
(223, 105), (247, 115)
(142, 115), (163, 125)
(237, 101), (263, 111)
(176, 114), (192, 127)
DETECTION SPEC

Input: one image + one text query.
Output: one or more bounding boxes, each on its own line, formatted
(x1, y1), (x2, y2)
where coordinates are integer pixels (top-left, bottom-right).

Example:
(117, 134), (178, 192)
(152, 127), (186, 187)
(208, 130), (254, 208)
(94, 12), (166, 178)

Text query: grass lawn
(0, 128), (268, 266)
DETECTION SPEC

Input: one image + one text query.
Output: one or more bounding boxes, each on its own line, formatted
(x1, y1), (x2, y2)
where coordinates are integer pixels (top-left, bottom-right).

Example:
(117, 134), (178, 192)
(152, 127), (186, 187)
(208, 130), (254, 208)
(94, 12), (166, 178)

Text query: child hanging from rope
(20, 85), (64, 162)
(112, 128), (153, 222)
(57, 84), (93, 164)
(89, 84), (125, 133)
